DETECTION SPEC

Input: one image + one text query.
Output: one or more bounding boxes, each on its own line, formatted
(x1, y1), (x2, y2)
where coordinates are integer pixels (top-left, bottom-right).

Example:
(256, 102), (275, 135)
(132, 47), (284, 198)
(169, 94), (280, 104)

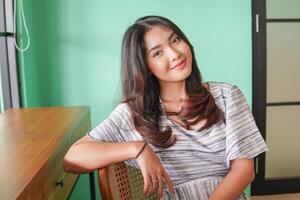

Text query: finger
(149, 177), (159, 196)
(162, 172), (175, 193)
(143, 174), (152, 195)
(146, 184), (153, 197)
(156, 178), (164, 199)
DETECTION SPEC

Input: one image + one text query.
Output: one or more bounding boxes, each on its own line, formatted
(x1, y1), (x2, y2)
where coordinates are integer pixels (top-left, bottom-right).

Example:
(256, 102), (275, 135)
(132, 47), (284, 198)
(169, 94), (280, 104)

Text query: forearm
(63, 136), (144, 174)
(209, 159), (255, 200)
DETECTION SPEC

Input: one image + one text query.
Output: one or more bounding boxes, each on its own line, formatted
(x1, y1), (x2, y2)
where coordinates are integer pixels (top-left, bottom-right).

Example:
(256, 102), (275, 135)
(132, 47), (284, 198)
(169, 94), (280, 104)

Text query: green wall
(17, 0), (252, 198)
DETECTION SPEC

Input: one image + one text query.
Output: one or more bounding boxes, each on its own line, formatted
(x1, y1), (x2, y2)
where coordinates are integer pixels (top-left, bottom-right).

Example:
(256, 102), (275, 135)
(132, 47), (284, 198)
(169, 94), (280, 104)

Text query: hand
(136, 143), (175, 199)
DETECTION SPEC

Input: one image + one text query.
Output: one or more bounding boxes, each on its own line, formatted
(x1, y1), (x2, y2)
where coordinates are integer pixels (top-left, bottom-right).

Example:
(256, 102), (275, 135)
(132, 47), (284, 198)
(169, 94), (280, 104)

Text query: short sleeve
(87, 103), (142, 142)
(225, 85), (268, 168)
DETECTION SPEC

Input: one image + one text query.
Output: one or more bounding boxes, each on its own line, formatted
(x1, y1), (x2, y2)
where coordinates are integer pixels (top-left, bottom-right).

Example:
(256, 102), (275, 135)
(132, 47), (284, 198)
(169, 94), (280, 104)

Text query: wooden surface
(250, 193), (300, 200)
(0, 106), (91, 200)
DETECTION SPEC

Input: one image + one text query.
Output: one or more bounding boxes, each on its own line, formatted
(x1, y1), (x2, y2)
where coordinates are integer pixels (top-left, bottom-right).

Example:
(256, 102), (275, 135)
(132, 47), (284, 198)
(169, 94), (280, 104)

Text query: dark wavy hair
(121, 16), (223, 148)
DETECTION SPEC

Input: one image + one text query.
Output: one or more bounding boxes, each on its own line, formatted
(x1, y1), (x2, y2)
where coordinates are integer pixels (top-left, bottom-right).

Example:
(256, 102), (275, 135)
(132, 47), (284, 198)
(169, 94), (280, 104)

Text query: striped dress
(88, 82), (268, 200)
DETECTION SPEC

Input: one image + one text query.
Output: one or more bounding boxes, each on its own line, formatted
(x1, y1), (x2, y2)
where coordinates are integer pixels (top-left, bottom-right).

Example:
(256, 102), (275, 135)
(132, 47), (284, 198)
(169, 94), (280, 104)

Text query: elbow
(63, 149), (93, 174)
(63, 157), (75, 173)
(63, 161), (71, 173)
(63, 153), (79, 174)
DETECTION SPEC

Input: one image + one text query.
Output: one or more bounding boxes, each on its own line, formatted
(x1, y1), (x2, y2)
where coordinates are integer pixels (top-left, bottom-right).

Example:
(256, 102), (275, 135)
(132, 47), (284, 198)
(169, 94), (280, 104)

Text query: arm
(63, 135), (175, 198)
(209, 158), (255, 200)
(63, 135), (144, 174)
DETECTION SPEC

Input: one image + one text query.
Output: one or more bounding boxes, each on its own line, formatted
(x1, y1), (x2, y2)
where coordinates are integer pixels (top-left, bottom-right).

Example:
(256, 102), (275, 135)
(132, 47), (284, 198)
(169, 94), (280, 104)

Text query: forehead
(144, 25), (174, 49)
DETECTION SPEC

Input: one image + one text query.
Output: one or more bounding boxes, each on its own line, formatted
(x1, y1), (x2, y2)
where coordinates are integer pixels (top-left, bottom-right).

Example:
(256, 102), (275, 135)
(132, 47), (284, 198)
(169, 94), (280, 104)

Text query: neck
(159, 81), (188, 101)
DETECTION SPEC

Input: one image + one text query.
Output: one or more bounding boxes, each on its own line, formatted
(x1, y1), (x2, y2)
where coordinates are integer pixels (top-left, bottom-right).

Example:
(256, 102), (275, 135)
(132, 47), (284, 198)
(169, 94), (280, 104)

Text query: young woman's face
(144, 25), (192, 85)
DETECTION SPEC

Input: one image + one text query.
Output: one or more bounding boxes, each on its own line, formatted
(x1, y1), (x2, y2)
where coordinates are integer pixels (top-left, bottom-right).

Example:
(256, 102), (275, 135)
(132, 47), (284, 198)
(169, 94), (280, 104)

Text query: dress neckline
(159, 82), (212, 133)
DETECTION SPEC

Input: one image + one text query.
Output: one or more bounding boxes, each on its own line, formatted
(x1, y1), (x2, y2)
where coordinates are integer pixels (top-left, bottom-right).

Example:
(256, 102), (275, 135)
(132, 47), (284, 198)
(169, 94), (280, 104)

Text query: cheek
(183, 44), (192, 57)
(148, 59), (168, 74)
(184, 45), (193, 66)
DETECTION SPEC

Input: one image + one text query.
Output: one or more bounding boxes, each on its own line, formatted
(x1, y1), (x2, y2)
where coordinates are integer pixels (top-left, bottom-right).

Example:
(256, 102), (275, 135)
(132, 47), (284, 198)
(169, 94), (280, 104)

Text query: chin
(172, 73), (191, 82)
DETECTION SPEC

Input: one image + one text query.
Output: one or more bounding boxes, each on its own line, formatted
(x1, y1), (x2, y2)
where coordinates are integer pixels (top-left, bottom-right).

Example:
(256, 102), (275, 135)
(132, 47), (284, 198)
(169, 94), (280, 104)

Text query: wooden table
(0, 107), (92, 200)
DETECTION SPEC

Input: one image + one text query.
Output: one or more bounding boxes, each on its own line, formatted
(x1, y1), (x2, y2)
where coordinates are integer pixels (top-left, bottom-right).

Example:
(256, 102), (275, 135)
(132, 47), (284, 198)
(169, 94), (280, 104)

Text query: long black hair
(121, 16), (223, 148)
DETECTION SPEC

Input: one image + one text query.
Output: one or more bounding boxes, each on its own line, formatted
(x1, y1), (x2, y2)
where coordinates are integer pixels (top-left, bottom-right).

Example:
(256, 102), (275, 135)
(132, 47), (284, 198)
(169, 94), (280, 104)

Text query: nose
(167, 46), (181, 62)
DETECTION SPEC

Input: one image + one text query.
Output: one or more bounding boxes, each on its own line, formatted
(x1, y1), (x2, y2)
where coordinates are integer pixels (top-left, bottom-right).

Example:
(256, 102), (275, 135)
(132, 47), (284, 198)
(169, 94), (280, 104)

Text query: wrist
(135, 141), (147, 159)
(131, 141), (145, 159)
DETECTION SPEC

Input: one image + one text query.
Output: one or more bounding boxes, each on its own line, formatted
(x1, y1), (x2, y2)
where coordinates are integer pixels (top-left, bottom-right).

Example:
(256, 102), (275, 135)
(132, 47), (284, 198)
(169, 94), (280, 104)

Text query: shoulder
(108, 103), (132, 125)
(96, 102), (137, 133)
(206, 81), (238, 99)
(113, 102), (130, 115)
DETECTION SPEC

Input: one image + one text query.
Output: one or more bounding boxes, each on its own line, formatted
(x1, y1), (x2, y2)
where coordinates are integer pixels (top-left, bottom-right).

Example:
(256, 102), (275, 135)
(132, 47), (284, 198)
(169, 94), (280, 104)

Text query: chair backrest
(98, 162), (157, 200)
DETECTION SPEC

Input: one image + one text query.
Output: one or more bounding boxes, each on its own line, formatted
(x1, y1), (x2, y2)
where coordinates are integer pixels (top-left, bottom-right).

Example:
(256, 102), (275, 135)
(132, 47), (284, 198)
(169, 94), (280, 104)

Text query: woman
(64, 16), (268, 200)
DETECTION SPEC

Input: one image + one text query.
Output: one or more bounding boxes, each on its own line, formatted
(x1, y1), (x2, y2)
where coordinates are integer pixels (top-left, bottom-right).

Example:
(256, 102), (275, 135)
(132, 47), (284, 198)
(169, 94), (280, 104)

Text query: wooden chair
(98, 162), (157, 200)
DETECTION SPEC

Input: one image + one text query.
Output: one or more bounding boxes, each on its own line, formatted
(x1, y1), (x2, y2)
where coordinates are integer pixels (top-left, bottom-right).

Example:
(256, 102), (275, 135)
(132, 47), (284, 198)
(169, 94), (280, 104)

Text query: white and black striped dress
(88, 82), (268, 200)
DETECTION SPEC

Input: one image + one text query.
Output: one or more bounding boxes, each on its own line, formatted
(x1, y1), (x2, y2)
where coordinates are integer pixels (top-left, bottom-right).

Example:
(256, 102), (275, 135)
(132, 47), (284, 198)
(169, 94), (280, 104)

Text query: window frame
(252, 0), (300, 195)
(0, 0), (20, 111)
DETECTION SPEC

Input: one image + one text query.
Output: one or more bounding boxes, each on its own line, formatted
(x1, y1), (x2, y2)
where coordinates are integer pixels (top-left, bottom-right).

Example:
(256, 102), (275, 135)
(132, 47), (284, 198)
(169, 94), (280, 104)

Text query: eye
(172, 36), (181, 44)
(153, 50), (162, 58)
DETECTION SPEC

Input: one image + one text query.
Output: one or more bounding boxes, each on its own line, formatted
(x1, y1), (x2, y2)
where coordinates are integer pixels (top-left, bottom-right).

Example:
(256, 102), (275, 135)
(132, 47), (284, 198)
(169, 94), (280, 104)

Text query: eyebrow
(147, 32), (177, 55)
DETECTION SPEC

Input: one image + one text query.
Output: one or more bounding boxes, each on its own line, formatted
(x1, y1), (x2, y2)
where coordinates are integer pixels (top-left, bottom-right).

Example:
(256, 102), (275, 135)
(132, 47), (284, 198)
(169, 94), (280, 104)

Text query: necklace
(160, 98), (189, 103)
(161, 99), (185, 114)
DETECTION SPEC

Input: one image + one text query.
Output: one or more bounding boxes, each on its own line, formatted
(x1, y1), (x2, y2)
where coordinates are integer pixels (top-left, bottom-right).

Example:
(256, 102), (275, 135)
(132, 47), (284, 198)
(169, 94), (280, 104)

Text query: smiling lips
(171, 59), (187, 70)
